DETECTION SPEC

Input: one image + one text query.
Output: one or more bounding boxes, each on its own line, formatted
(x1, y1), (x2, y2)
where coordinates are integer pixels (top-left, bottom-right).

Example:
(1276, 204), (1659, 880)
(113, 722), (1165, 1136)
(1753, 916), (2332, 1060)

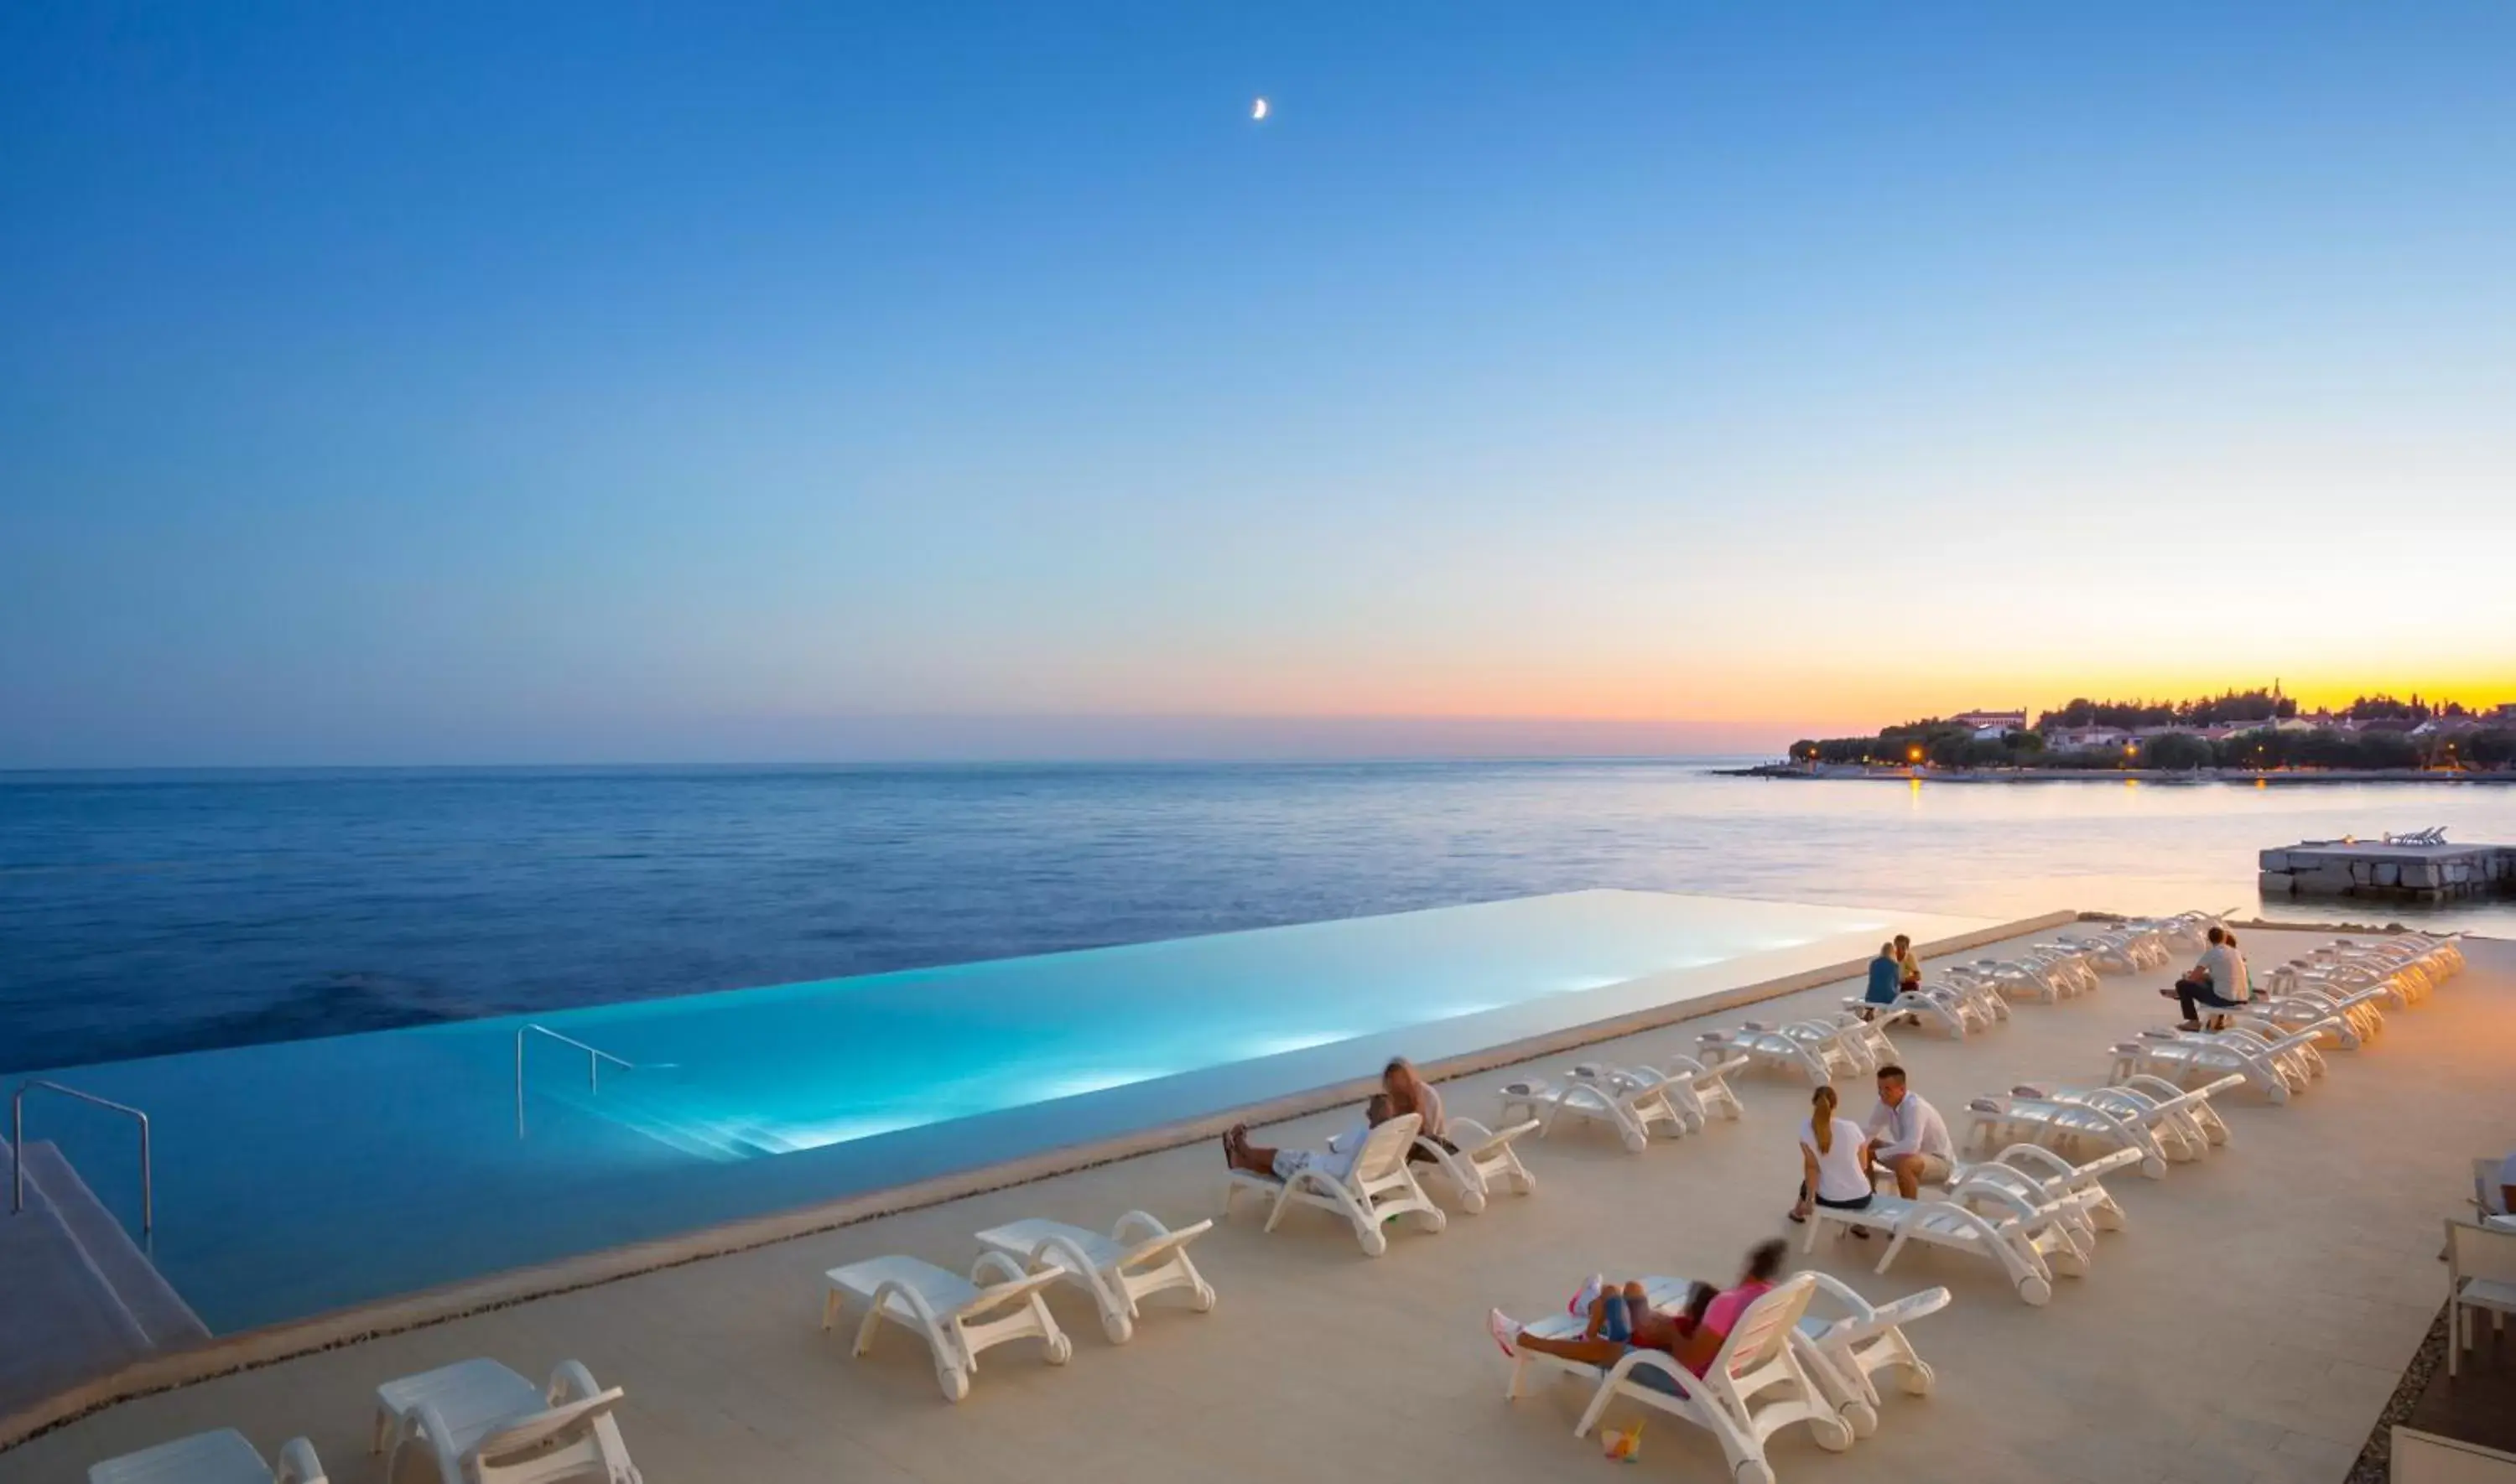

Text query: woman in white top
(1788, 1084), (1874, 1224)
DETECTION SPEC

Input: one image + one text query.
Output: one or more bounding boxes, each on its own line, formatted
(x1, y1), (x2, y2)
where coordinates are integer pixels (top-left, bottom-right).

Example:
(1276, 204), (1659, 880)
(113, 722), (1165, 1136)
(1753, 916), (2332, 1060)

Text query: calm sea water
(5, 760), (2513, 1075)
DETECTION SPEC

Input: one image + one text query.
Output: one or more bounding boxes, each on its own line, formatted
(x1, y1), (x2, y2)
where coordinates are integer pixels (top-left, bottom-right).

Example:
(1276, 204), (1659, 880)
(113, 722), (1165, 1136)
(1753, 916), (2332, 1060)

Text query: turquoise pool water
(18, 890), (1993, 1331)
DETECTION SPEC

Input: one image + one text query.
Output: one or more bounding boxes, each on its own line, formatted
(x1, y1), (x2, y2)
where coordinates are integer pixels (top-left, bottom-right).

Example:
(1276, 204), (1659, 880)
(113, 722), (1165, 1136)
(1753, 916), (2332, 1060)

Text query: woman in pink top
(1489, 1239), (1788, 1388)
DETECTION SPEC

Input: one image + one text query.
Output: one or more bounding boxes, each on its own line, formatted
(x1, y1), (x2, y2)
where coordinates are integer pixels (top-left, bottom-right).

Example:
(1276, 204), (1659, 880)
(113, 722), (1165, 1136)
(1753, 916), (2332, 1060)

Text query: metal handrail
(515, 1025), (636, 1138)
(12, 1080), (153, 1235)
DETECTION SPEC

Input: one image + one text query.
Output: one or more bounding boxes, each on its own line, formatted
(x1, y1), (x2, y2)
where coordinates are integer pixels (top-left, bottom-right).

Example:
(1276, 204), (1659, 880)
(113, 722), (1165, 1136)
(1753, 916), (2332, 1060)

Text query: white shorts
(1272, 1149), (1323, 1181)
(1883, 1151), (1952, 1186)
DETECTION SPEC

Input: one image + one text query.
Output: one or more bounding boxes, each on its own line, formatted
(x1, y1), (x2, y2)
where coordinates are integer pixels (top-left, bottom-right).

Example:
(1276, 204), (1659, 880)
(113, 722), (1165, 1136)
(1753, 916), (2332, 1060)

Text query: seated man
(1485, 1240), (1788, 1389)
(1222, 1093), (1390, 1185)
(2161, 926), (2245, 1030)
(1864, 1064), (1953, 1197)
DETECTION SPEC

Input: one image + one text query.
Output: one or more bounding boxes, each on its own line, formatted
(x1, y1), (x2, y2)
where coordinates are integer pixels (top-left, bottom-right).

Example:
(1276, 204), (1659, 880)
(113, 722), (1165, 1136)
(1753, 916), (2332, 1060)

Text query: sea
(6, 760), (2513, 1076)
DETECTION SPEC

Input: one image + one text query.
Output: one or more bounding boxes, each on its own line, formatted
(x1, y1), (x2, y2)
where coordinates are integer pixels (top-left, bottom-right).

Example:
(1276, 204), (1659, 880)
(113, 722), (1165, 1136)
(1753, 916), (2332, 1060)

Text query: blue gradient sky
(5, 3), (2512, 765)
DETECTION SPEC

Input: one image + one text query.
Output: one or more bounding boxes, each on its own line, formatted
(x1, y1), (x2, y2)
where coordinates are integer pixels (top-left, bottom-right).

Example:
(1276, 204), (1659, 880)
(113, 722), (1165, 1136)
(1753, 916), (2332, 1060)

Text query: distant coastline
(1720, 761), (2516, 785)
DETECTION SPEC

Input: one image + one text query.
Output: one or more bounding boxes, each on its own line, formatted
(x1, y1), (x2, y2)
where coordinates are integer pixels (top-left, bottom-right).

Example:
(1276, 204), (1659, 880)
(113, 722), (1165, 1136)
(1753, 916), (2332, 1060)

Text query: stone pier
(2259, 838), (2516, 902)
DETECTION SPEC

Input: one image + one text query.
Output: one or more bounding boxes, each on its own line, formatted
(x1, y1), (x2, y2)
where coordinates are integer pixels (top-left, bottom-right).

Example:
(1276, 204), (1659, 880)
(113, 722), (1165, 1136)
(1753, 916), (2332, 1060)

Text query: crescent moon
(1251, 97), (1269, 122)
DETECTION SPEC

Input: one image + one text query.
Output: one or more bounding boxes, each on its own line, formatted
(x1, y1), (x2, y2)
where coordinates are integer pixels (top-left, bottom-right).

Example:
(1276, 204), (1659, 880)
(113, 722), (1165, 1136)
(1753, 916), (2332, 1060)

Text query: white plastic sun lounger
(2216, 1020), (2330, 1076)
(1804, 1180), (2086, 1305)
(2235, 994), (2372, 1048)
(91, 1430), (326, 1484)
(1965, 1087), (2187, 1179)
(1223, 1112), (1446, 1252)
(2026, 1076), (2238, 1162)
(1805, 1013), (1897, 1071)
(1697, 1024), (1842, 1086)
(2267, 981), (2389, 1037)
(1505, 1274), (1853, 1484)
(1854, 983), (1986, 1039)
(2111, 1027), (2321, 1103)
(975, 1212), (1216, 1343)
(2151, 913), (2222, 952)
(1947, 1144), (2143, 1243)
(1958, 957), (2064, 1004)
(823, 1253), (1071, 1400)
(1409, 1115), (1541, 1212)
(372, 1357), (640, 1483)
(2061, 927), (2169, 973)
(1564, 1052), (1749, 1132)
(1939, 971), (2013, 1025)
(1827, 1013), (1901, 1070)
(1499, 1070), (1684, 1152)
(2026, 945), (2103, 996)
(1791, 1273), (1951, 1439)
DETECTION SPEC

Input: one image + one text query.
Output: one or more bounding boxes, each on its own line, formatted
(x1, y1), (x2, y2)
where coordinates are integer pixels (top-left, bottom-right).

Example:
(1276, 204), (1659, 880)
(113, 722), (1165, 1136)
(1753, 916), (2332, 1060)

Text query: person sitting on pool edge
(1484, 1239), (1791, 1388)
(1222, 1094), (1392, 1185)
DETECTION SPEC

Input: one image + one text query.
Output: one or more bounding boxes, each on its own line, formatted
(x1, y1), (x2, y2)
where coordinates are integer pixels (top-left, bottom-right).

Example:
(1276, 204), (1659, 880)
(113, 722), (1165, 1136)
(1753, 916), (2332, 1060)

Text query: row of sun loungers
(91, 914), (2467, 1478)
(822, 1208), (1229, 1399)
(1505, 1271), (1952, 1484)
(1699, 1014), (1895, 1086)
(89, 1358), (639, 1484)
(1967, 1074), (2239, 1180)
(1800, 1144), (2144, 1306)
(1496, 1053), (1748, 1150)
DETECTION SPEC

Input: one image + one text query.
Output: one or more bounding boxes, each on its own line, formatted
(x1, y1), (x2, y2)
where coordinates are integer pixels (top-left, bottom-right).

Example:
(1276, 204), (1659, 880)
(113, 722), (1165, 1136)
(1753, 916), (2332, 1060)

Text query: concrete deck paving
(5, 923), (2510, 1484)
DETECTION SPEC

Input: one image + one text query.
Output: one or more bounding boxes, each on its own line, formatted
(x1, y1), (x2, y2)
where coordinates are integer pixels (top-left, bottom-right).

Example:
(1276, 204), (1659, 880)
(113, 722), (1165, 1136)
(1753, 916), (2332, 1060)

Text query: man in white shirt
(1224, 1095), (1389, 1186)
(1863, 1065), (1953, 1197)
(2163, 926), (2246, 1029)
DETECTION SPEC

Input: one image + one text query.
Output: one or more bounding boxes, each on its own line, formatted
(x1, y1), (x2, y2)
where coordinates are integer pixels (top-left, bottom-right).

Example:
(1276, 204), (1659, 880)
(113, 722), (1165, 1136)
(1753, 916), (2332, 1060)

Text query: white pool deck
(6, 921), (2511, 1484)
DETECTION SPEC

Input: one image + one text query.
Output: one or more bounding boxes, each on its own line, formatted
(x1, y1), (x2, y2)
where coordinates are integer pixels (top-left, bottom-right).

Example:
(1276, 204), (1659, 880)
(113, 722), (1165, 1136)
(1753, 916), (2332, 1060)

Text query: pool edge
(0, 907), (2074, 1453)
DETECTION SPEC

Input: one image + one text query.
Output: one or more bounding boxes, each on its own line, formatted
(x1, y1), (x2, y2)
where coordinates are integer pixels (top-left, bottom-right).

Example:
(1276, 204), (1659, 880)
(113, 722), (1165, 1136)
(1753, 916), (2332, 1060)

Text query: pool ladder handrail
(11, 1078), (153, 1236)
(515, 1024), (637, 1138)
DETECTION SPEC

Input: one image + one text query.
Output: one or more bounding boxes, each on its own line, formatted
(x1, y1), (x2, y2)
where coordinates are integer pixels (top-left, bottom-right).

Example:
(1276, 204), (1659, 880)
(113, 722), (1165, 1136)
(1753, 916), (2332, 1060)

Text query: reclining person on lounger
(1223, 1094), (1390, 1185)
(2162, 926), (2246, 1030)
(1484, 1239), (1788, 1389)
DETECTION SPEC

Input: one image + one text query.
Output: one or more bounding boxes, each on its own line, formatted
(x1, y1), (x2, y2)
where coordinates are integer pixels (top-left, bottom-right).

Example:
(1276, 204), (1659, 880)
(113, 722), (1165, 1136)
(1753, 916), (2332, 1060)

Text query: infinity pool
(20, 890), (1994, 1331)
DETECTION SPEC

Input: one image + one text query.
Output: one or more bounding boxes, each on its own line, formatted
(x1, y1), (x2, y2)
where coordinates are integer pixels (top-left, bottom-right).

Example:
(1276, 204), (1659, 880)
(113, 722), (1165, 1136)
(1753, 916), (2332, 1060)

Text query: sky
(3, 3), (2512, 766)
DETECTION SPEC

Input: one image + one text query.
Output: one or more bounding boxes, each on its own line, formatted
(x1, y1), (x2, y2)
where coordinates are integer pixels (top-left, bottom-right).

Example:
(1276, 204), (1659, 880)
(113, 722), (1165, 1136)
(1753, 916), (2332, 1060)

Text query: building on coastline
(2047, 724), (2134, 750)
(1950, 708), (2028, 736)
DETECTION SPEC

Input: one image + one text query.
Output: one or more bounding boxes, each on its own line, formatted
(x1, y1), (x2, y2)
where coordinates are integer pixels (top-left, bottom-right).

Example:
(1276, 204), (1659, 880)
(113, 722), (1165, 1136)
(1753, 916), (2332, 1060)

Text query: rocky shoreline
(1717, 763), (2516, 785)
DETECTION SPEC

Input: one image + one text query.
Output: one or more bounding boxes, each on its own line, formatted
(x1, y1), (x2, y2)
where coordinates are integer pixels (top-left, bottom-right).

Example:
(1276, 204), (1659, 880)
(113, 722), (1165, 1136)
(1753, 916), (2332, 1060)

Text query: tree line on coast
(1789, 688), (2516, 772)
